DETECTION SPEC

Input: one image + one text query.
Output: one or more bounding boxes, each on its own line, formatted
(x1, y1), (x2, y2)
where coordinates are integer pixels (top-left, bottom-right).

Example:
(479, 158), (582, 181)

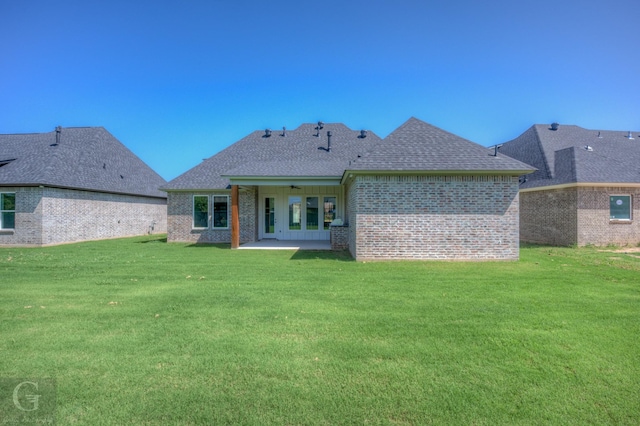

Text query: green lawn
(1, 236), (638, 425)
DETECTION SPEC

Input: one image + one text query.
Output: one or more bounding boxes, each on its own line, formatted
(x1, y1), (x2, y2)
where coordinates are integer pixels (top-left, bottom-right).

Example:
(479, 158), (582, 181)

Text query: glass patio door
(263, 196), (276, 238)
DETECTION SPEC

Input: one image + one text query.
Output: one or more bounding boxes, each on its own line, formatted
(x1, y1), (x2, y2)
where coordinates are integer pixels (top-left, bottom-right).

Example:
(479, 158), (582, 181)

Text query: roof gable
(348, 117), (534, 173)
(0, 127), (166, 198)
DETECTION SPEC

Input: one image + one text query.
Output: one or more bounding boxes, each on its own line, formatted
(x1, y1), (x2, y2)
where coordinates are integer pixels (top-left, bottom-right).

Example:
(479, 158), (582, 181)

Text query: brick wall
(577, 186), (639, 246)
(166, 188), (257, 244)
(330, 225), (349, 250)
(519, 188), (578, 245)
(0, 186), (167, 246)
(520, 186), (640, 246)
(0, 187), (44, 245)
(347, 175), (520, 260)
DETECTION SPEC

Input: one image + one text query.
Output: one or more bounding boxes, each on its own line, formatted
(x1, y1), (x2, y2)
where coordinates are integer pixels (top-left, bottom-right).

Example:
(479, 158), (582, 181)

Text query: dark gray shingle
(0, 127), (166, 198)
(349, 117), (534, 172)
(500, 124), (640, 188)
(163, 123), (382, 190)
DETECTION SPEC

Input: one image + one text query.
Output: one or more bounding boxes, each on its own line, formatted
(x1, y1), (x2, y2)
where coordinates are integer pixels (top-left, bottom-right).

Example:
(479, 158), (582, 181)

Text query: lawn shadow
(289, 249), (354, 262)
(185, 243), (231, 250)
(136, 236), (167, 243)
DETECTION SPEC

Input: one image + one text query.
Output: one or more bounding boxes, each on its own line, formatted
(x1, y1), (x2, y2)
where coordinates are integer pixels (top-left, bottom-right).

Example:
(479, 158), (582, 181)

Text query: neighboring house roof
(499, 124), (640, 189)
(0, 127), (166, 198)
(163, 123), (383, 190)
(347, 117), (535, 173)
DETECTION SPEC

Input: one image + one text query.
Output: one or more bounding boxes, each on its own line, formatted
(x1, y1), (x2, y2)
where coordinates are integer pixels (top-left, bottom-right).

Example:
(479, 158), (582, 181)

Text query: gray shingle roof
(163, 123), (382, 190)
(348, 117), (535, 173)
(499, 124), (640, 188)
(165, 118), (535, 191)
(0, 127), (166, 198)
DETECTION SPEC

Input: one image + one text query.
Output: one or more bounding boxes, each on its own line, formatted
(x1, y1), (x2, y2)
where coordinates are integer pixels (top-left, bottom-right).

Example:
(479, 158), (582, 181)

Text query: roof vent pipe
(627, 131), (634, 140)
(359, 130), (367, 138)
(264, 128), (271, 138)
(597, 131), (602, 138)
(327, 131), (332, 152)
(550, 122), (559, 131)
(55, 126), (61, 145)
(281, 126), (286, 137)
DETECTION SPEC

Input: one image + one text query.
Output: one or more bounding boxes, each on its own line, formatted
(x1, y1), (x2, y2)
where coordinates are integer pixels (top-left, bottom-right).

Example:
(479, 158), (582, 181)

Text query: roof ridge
(532, 125), (553, 179)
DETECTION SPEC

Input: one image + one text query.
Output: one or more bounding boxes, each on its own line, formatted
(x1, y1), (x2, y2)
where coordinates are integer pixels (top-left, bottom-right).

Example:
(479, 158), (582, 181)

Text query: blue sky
(2, 0), (639, 181)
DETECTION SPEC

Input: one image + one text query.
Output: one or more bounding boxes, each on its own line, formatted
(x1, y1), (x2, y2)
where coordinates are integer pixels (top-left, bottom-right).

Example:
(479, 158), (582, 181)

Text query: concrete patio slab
(238, 240), (331, 250)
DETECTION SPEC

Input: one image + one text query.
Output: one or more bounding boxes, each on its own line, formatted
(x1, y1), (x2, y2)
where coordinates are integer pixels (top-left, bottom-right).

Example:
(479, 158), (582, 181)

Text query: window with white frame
(323, 196), (336, 230)
(610, 195), (631, 220)
(193, 195), (229, 229)
(193, 195), (209, 229)
(0, 192), (16, 229)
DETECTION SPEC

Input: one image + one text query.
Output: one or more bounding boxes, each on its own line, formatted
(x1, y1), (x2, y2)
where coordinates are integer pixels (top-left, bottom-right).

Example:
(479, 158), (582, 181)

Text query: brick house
(163, 117), (533, 260)
(499, 123), (640, 246)
(0, 127), (167, 246)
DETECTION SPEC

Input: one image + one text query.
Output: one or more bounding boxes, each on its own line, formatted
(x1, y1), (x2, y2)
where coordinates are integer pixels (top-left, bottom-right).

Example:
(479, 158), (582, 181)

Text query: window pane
(1, 193), (15, 210)
(264, 197), (275, 234)
(610, 196), (631, 220)
(323, 196), (336, 230)
(289, 196), (301, 230)
(213, 196), (228, 228)
(306, 197), (318, 230)
(193, 196), (209, 228)
(1, 212), (15, 229)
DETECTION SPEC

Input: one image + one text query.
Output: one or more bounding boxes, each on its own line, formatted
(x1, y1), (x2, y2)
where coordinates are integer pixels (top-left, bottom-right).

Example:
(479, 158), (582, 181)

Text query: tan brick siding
(166, 188), (257, 244)
(347, 175), (520, 260)
(519, 188), (578, 245)
(577, 187), (639, 246)
(520, 186), (640, 246)
(0, 186), (167, 246)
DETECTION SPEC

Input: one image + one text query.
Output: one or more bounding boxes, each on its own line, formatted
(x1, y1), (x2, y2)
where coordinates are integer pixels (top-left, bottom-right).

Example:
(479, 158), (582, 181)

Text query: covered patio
(237, 240), (331, 250)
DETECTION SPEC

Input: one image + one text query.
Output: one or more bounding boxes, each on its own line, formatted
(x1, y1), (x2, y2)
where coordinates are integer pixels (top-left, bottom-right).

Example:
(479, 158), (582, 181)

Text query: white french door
(262, 195), (276, 238)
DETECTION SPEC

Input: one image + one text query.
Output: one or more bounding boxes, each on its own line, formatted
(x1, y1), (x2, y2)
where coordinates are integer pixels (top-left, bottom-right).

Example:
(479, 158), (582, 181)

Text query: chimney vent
(264, 129), (271, 138)
(55, 126), (62, 145)
(550, 122), (559, 131)
(359, 130), (367, 139)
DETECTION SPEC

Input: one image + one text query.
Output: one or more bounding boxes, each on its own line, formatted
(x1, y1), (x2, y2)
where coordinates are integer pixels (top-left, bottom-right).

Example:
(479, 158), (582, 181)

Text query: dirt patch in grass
(598, 246), (640, 258)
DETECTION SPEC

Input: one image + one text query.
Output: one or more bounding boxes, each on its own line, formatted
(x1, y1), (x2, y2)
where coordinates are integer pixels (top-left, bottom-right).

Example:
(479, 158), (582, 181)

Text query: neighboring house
(499, 123), (640, 246)
(164, 117), (533, 260)
(0, 126), (167, 246)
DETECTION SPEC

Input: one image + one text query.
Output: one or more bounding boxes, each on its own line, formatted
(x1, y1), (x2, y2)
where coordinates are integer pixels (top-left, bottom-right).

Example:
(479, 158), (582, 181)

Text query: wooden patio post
(231, 185), (240, 249)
